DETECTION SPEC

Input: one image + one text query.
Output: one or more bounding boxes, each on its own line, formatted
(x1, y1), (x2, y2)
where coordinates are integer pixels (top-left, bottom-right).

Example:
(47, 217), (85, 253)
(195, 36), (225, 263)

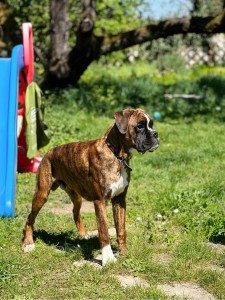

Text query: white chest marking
(110, 168), (128, 198)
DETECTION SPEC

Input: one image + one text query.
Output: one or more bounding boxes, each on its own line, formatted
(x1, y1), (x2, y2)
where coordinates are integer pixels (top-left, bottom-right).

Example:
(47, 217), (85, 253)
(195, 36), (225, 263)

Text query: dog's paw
(102, 245), (117, 266)
(22, 243), (35, 253)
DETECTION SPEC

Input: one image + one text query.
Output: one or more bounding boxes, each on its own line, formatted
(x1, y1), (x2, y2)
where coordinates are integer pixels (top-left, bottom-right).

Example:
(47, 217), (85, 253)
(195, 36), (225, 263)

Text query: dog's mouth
(148, 144), (159, 152)
(136, 142), (159, 154)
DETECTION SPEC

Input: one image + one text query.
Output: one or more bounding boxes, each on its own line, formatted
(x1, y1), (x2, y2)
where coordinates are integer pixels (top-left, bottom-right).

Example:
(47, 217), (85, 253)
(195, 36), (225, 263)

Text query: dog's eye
(136, 123), (145, 131)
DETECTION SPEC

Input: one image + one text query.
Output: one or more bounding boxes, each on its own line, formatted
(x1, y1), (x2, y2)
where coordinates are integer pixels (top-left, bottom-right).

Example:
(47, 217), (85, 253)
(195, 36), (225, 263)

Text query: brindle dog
(22, 109), (159, 266)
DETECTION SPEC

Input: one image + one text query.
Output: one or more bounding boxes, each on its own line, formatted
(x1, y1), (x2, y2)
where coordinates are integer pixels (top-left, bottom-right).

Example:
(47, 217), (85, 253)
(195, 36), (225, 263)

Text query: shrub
(46, 62), (225, 121)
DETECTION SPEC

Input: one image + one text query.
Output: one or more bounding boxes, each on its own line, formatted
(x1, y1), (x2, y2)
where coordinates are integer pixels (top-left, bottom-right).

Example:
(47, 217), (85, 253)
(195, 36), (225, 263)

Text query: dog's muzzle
(148, 130), (159, 152)
(137, 130), (159, 153)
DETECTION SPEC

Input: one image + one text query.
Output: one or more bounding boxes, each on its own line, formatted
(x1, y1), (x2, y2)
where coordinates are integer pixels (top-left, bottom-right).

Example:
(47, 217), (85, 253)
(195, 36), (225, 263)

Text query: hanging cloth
(25, 82), (50, 159)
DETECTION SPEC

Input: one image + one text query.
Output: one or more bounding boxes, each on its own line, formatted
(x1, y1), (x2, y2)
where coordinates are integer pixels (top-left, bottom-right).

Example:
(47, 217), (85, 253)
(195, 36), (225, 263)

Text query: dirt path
(72, 231), (218, 299)
(47, 200), (95, 215)
(48, 201), (223, 299)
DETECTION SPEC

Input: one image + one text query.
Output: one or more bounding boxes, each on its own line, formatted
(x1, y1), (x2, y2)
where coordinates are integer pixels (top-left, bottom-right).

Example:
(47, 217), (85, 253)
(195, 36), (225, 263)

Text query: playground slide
(0, 23), (46, 217)
(0, 45), (24, 217)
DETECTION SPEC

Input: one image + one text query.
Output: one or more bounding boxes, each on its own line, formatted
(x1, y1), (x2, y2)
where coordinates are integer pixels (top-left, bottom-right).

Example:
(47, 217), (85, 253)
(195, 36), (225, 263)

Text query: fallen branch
(164, 93), (206, 100)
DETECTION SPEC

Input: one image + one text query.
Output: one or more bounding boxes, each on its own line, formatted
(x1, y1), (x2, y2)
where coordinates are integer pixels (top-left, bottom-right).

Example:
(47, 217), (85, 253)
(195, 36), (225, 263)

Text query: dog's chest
(110, 168), (128, 198)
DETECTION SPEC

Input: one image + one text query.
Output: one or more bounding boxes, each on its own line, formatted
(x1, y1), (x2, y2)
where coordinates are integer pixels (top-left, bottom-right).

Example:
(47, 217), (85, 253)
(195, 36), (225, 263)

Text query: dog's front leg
(112, 191), (127, 253)
(94, 199), (117, 266)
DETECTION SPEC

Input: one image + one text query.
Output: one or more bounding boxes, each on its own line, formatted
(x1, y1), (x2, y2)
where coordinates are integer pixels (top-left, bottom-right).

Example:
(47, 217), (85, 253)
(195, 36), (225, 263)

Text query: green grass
(1, 62), (225, 299)
(1, 108), (224, 299)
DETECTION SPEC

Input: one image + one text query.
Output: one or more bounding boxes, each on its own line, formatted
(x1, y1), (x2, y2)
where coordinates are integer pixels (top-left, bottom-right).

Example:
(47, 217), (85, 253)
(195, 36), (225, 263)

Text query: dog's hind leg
(22, 159), (53, 252)
(66, 188), (87, 238)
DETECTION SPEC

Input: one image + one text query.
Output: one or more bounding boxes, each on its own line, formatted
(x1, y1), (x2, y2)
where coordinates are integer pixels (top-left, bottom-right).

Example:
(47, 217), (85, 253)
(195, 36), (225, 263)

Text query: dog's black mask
(134, 114), (159, 153)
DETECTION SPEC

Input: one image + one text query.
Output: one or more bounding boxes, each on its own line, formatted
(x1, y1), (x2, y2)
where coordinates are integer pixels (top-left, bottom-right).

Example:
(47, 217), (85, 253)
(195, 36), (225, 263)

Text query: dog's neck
(104, 124), (133, 170)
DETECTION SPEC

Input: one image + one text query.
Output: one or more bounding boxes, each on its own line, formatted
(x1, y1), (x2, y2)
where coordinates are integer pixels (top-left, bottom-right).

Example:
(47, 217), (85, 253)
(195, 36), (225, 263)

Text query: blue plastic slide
(0, 45), (24, 217)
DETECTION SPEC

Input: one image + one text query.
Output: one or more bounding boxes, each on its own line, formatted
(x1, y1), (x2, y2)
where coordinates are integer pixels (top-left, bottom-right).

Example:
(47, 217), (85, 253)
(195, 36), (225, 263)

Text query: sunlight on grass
(0, 63), (224, 299)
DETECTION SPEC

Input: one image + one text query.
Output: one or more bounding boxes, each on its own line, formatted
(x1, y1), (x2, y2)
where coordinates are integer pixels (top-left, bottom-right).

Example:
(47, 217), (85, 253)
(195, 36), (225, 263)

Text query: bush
(152, 53), (186, 73)
(46, 62), (225, 121)
(50, 71), (164, 117)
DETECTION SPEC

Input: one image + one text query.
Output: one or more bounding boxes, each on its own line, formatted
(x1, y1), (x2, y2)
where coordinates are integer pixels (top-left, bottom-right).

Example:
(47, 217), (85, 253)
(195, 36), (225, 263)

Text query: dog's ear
(114, 109), (135, 134)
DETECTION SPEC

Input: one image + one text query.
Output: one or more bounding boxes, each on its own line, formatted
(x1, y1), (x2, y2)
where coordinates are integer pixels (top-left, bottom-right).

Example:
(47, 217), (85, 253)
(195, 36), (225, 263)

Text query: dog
(22, 108), (159, 266)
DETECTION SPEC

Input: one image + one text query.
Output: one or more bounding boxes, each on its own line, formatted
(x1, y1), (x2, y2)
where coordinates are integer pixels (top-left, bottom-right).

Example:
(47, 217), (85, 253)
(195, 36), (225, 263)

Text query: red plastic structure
(17, 23), (41, 172)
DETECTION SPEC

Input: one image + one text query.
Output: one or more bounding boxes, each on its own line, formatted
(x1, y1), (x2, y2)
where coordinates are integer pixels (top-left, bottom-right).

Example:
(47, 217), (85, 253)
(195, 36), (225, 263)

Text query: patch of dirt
(206, 242), (225, 254)
(47, 202), (223, 298)
(157, 283), (215, 300)
(73, 259), (102, 270)
(73, 253), (104, 270)
(114, 275), (150, 288)
(73, 249), (218, 298)
(47, 199), (96, 215)
(46, 199), (115, 215)
(73, 258), (150, 288)
(152, 253), (171, 264)
(87, 227), (116, 237)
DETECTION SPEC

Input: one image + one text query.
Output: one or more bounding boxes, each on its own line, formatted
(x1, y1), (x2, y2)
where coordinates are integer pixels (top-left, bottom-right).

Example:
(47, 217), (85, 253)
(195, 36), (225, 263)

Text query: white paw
(23, 243), (35, 253)
(102, 245), (117, 266)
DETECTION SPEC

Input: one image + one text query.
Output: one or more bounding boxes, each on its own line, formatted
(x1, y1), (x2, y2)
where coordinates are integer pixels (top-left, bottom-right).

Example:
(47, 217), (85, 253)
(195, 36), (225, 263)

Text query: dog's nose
(152, 131), (158, 139)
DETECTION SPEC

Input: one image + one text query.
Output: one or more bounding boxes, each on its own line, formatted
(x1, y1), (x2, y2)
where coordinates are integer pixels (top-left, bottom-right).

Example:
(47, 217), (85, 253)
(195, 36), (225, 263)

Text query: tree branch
(100, 10), (225, 55)
(46, 5), (225, 87)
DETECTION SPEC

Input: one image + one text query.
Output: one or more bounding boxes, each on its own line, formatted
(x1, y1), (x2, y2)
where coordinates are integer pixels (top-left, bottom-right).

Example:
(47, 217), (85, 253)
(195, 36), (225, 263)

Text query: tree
(0, 0), (21, 52)
(1, 0), (225, 87)
(46, 0), (145, 87)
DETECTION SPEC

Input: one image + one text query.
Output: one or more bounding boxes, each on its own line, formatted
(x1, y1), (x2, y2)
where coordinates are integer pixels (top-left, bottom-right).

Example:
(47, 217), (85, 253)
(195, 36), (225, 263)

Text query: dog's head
(114, 108), (159, 153)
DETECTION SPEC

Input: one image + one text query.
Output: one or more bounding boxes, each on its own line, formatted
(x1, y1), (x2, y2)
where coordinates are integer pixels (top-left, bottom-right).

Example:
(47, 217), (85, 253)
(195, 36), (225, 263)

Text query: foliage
(192, 0), (224, 16)
(9, 0), (146, 67)
(10, 0), (51, 65)
(95, 0), (147, 35)
(47, 61), (225, 121)
(5, 0), (225, 90)
(152, 53), (186, 72)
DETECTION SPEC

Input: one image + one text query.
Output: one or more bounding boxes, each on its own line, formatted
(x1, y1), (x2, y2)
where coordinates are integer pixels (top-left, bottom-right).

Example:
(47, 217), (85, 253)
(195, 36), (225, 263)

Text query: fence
(180, 34), (225, 67)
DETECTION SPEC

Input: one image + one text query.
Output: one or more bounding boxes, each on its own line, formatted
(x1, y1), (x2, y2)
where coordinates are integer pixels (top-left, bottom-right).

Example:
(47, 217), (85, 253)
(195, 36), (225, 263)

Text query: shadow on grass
(209, 236), (225, 245)
(34, 229), (100, 260)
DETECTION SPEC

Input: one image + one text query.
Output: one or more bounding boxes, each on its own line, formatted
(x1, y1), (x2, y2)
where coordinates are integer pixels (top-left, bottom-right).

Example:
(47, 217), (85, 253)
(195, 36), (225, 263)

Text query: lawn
(0, 63), (225, 299)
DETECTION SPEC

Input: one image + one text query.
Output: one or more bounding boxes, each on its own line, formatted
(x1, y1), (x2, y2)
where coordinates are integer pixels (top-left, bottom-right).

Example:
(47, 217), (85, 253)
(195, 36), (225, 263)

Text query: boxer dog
(22, 108), (159, 266)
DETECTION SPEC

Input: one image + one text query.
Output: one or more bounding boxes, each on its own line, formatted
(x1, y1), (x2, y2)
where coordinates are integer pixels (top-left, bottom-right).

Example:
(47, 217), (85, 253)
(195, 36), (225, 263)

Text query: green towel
(25, 82), (50, 159)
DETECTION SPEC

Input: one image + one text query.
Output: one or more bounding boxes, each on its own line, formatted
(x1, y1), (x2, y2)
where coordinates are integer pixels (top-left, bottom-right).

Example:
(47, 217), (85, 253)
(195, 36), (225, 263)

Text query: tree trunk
(67, 0), (99, 85)
(45, 0), (98, 87)
(44, 0), (70, 87)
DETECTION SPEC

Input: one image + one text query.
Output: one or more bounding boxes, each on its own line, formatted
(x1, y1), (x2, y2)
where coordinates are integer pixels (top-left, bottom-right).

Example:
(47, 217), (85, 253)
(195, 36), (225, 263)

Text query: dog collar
(116, 156), (132, 172)
(105, 139), (132, 172)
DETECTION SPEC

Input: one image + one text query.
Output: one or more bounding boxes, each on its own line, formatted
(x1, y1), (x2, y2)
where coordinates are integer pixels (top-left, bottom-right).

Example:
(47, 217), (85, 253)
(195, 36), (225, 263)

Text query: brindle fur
(22, 109), (159, 263)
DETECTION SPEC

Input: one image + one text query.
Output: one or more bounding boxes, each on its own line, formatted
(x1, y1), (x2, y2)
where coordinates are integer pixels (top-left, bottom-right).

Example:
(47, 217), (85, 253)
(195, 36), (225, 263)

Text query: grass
(0, 63), (225, 299)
